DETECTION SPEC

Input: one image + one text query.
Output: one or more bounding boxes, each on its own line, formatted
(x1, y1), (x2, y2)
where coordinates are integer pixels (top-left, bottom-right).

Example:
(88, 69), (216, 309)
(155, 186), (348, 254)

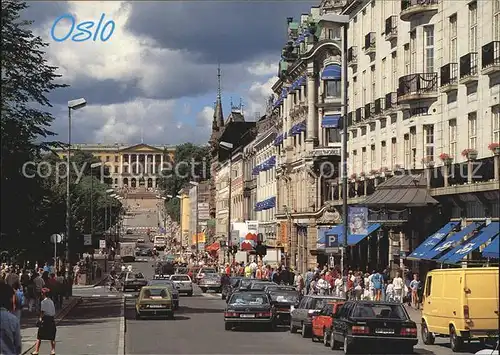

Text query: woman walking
(32, 288), (56, 355)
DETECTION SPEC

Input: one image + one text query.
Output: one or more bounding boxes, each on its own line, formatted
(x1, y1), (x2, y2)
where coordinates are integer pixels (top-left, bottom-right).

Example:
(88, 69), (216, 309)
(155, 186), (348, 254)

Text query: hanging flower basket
(488, 142), (500, 155)
(439, 153), (454, 165)
(359, 171), (366, 178)
(350, 173), (357, 181)
(462, 148), (478, 160)
(421, 157), (435, 167)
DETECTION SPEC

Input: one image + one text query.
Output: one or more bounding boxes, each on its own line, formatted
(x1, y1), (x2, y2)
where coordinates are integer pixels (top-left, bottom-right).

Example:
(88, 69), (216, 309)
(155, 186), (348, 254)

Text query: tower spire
(213, 63), (224, 128)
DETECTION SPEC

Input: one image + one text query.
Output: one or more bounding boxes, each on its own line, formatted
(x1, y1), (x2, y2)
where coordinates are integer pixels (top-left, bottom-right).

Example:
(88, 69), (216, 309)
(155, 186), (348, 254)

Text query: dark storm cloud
(126, 1), (317, 64)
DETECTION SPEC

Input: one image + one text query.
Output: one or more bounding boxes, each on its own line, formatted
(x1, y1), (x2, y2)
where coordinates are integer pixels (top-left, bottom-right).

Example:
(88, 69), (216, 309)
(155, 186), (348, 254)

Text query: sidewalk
(21, 297), (82, 354)
(404, 304), (422, 324)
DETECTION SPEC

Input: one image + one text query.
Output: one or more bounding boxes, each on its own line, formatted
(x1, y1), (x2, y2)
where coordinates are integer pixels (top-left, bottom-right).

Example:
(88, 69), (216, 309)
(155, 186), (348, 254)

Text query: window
(492, 105), (500, 143)
(404, 44), (410, 75)
(115, 156), (119, 163)
(410, 127), (417, 168)
(352, 150), (357, 170)
(449, 119), (457, 160)
(362, 147), (367, 168)
(370, 145), (376, 170)
(404, 134), (411, 167)
(371, 65), (376, 102)
(326, 128), (341, 143)
(362, 70), (367, 106)
(325, 80), (341, 98)
(410, 30), (417, 73)
(380, 117), (387, 129)
(391, 52), (398, 90)
(106, 155), (110, 162)
(381, 141), (387, 165)
(361, 126), (367, 136)
(114, 166), (119, 173)
(449, 14), (458, 63)
(352, 130), (358, 139)
(469, 1), (478, 52)
(381, 58), (387, 94)
(424, 25), (434, 73)
(328, 28), (341, 40)
(495, 0), (500, 41)
(425, 276), (432, 297)
(370, 122), (376, 132)
(424, 124), (435, 162)
(468, 112), (477, 149)
(391, 138), (397, 168)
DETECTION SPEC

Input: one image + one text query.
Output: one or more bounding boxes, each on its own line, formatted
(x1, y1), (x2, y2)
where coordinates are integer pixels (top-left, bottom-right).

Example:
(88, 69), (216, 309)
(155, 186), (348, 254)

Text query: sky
(24, 1), (317, 146)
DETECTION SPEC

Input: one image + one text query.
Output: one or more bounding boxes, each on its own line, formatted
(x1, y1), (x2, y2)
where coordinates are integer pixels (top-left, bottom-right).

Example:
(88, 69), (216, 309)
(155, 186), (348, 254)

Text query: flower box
(488, 143), (500, 155)
(439, 153), (454, 165)
(421, 157), (435, 167)
(461, 148), (478, 160)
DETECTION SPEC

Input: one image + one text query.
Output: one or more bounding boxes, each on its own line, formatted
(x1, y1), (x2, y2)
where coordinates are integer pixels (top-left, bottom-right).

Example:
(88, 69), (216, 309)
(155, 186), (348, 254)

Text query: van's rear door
(464, 269), (499, 332)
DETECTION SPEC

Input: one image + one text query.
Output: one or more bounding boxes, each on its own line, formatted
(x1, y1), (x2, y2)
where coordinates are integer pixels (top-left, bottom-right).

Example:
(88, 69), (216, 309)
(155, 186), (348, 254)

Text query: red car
(311, 301), (344, 345)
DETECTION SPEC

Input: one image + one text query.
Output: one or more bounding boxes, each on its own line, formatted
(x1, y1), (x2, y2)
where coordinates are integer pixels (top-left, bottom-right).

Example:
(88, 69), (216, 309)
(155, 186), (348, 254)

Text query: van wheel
(450, 325), (463, 352)
(330, 331), (339, 350)
(344, 337), (352, 354)
(290, 322), (297, 333)
(323, 328), (330, 346)
(421, 320), (435, 345)
(301, 323), (308, 338)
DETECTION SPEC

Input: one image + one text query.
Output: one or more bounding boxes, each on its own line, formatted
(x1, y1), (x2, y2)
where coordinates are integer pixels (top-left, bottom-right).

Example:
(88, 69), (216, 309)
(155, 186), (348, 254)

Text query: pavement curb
(117, 297), (125, 355)
(21, 297), (82, 355)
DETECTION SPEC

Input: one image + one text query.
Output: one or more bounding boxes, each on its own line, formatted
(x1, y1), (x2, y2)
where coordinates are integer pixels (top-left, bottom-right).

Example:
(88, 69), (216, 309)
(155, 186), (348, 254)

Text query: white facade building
(344, 0), (500, 174)
(215, 161), (230, 240)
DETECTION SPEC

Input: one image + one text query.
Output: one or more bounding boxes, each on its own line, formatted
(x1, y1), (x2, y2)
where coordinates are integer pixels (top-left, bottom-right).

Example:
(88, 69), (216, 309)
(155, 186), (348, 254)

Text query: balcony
(364, 32), (376, 55)
(440, 63), (458, 93)
(374, 97), (386, 115)
(347, 111), (353, 127)
(400, 0), (438, 22)
(397, 73), (438, 103)
(481, 41), (500, 76)
(347, 46), (358, 67)
(385, 16), (398, 41)
(364, 102), (375, 120)
(459, 52), (478, 85)
(385, 92), (398, 112)
(355, 107), (364, 123)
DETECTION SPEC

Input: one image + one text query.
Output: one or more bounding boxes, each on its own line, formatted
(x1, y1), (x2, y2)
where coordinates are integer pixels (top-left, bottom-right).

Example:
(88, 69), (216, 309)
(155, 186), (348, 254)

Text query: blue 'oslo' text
(50, 13), (115, 42)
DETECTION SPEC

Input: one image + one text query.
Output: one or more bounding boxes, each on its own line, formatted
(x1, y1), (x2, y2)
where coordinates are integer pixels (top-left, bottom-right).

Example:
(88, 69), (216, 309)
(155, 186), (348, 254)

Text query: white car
(170, 274), (193, 296)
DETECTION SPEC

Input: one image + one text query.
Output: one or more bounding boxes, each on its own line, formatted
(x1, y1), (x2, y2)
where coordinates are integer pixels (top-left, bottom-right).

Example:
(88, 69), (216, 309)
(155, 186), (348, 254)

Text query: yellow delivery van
(421, 267), (499, 352)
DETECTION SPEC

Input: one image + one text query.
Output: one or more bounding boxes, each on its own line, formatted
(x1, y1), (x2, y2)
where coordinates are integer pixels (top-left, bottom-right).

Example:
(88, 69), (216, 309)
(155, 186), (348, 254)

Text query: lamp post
(219, 141), (234, 261)
(65, 98), (87, 280)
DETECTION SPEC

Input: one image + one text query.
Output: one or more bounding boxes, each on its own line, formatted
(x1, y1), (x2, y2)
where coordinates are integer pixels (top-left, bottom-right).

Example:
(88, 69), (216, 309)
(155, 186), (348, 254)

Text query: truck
(153, 235), (167, 251)
(120, 242), (136, 263)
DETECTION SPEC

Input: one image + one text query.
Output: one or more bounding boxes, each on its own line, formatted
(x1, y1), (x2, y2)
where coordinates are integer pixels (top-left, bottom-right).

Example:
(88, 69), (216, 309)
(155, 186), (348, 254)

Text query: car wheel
(201, 288), (207, 293)
(168, 312), (174, 320)
(323, 328), (329, 347)
(311, 334), (317, 342)
(221, 294), (226, 300)
(187, 291), (193, 297)
(344, 337), (352, 354)
(224, 322), (232, 331)
(330, 331), (339, 350)
(301, 323), (308, 338)
(290, 322), (297, 333)
(450, 325), (463, 352)
(421, 320), (435, 345)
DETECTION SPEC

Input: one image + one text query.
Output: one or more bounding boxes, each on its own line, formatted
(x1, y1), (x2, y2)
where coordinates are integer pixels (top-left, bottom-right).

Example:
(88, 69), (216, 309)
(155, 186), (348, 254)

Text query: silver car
(169, 274), (193, 296)
(198, 273), (222, 293)
(148, 278), (180, 309)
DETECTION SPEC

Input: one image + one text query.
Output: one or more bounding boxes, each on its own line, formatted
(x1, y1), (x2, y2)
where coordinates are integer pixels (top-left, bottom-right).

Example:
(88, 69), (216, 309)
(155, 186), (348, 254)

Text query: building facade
(55, 143), (176, 189)
(178, 189), (191, 248)
(215, 160), (230, 241)
(188, 181), (211, 249)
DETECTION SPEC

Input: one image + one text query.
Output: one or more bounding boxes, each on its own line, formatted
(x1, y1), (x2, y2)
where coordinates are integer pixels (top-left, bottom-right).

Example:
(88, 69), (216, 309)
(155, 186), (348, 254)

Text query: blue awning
(322, 114), (341, 128)
(348, 223), (381, 246)
(321, 64), (341, 80)
(482, 236), (499, 259)
(407, 221), (460, 260)
(274, 134), (284, 146)
(252, 165), (261, 175)
(260, 156), (276, 172)
(420, 222), (483, 260)
(440, 222), (500, 264)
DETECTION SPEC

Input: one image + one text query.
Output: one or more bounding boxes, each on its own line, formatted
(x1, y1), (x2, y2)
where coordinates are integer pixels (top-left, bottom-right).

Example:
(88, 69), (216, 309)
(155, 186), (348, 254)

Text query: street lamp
(188, 181), (199, 255)
(219, 141), (234, 260)
(65, 97), (87, 279)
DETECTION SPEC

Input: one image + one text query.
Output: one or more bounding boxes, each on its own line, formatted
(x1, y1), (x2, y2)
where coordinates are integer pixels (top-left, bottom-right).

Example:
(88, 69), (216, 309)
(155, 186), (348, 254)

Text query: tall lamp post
(65, 98), (87, 279)
(219, 141), (234, 260)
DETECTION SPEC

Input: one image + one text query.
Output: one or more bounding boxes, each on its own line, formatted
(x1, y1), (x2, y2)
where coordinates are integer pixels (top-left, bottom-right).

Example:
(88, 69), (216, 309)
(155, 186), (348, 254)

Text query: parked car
(329, 301), (418, 354)
(198, 273), (221, 293)
(169, 274), (193, 296)
(311, 300), (345, 345)
(135, 286), (174, 319)
(224, 290), (274, 331)
(267, 288), (300, 326)
(122, 272), (147, 292)
(290, 295), (341, 338)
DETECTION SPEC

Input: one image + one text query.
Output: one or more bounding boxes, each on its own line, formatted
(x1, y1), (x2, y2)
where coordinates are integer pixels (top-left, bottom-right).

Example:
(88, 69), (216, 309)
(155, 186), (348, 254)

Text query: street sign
(99, 239), (106, 249)
(83, 234), (92, 246)
(50, 234), (63, 244)
(325, 232), (339, 254)
(230, 230), (239, 246)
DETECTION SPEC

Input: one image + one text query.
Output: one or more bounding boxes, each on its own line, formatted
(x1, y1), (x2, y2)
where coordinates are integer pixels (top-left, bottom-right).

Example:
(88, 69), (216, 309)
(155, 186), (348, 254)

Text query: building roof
(52, 143), (175, 152)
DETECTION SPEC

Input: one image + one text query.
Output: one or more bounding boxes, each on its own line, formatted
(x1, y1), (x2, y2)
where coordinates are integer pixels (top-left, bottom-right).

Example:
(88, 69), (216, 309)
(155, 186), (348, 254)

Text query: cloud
(196, 106), (215, 128)
(247, 61), (278, 77)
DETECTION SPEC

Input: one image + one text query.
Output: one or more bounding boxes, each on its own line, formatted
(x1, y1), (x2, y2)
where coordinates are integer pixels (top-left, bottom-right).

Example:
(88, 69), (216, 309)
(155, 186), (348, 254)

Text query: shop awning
(205, 242), (220, 252)
(348, 223), (381, 246)
(482, 236), (499, 259)
(321, 64), (341, 80)
(420, 222), (483, 260)
(407, 221), (460, 260)
(439, 222), (500, 264)
(321, 114), (341, 128)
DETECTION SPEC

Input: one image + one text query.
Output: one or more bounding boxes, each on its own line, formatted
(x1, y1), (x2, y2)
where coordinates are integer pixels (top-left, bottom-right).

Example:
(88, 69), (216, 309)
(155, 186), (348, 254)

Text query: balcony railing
(374, 97), (386, 114)
(400, 0), (439, 21)
(440, 63), (458, 87)
(385, 16), (398, 41)
(397, 73), (438, 100)
(347, 112), (353, 127)
(347, 46), (358, 66)
(459, 52), (478, 83)
(364, 32), (376, 54)
(481, 41), (500, 74)
(355, 107), (364, 122)
(364, 102), (375, 119)
(385, 92), (398, 110)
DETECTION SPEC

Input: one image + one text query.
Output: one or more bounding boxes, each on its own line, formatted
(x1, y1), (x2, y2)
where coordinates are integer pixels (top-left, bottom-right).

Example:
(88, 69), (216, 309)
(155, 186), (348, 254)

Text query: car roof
(141, 285), (169, 290)
(306, 295), (344, 299)
(170, 274), (190, 277)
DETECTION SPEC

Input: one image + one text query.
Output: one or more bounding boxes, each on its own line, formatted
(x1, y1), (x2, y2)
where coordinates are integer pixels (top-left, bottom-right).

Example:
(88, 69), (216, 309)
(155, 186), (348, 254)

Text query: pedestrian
(12, 282), (24, 321)
(33, 272), (45, 313)
(0, 283), (22, 355)
(392, 272), (404, 303)
(409, 274), (421, 309)
(32, 288), (57, 355)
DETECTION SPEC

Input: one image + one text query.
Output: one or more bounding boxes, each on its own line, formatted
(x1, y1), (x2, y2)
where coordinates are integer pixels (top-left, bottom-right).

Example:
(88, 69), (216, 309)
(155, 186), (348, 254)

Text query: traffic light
(254, 240), (267, 257)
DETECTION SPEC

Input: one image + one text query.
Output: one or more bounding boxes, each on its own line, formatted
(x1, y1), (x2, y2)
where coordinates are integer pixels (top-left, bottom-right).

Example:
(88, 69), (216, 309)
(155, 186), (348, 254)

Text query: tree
(158, 143), (210, 221)
(1, 0), (67, 260)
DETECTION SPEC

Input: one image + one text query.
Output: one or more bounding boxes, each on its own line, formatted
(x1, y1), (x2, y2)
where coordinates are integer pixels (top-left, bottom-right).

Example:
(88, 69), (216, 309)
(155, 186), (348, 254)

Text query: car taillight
(257, 312), (272, 317)
(224, 312), (237, 317)
(400, 327), (417, 336)
(464, 305), (470, 319)
(351, 326), (370, 334)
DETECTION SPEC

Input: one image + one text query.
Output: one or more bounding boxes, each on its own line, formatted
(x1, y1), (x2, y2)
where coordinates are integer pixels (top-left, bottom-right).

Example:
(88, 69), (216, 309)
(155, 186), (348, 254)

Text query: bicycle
(108, 277), (121, 292)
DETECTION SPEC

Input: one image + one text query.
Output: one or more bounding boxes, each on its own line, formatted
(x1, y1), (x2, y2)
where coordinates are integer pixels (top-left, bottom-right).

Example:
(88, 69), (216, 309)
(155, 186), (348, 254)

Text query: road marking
(200, 293), (222, 299)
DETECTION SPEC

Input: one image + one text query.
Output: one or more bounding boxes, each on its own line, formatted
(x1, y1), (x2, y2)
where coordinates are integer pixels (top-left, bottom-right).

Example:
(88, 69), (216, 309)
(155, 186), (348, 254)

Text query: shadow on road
(178, 306), (225, 314)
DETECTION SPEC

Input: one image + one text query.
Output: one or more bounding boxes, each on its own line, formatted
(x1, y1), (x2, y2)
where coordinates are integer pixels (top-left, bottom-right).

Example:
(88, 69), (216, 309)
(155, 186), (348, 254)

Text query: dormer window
(327, 27), (341, 40)
(321, 64), (342, 98)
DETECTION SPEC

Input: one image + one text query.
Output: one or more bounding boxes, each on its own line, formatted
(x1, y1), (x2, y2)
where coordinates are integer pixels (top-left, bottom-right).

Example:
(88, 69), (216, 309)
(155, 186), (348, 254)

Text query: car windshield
(352, 303), (408, 320)
(269, 291), (299, 303)
(171, 275), (190, 281)
(230, 278), (242, 286)
(229, 293), (269, 305)
(142, 288), (169, 299)
(155, 237), (165, 242)
(240, 279), (252, 287)
(149, 280), (174, 288)
(204, 273), (219, 279)
(201, 268), (216, 274)
(128, 272), (144, 280)
(310, 298), (333, 309)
